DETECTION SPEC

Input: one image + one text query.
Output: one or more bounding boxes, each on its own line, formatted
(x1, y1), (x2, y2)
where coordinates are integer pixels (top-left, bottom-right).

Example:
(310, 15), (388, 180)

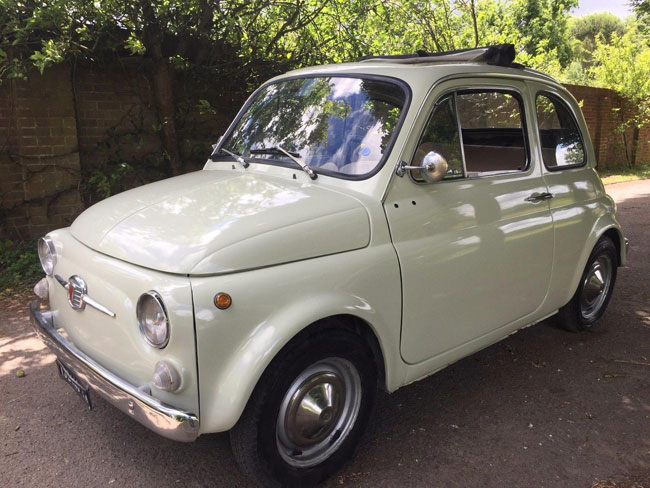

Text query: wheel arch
(270, 314), (388, 392)
(563, 219), (625, 309)
(239, 312), (389, 418)
(223, 311), (391, 435)
(601, 226), (625, 266)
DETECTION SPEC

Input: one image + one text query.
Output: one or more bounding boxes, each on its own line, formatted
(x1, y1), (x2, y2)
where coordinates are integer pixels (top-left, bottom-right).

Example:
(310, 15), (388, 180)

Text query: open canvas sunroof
(359, 44), (521, 68)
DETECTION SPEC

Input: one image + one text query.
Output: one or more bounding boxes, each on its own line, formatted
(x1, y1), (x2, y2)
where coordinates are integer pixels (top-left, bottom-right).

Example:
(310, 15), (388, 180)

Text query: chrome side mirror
(398, 151), (448, 183)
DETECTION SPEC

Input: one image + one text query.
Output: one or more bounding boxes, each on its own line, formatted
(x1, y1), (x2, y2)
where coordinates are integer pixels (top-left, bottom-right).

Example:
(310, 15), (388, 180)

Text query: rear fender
(565, 210), (625, 306)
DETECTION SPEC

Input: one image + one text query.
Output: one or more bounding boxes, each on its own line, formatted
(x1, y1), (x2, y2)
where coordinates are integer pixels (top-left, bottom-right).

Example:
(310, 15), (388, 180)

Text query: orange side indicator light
(214, 292), (232, 310)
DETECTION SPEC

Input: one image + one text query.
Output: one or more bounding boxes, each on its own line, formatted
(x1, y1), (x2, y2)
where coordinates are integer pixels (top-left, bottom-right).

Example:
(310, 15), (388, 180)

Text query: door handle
(525, 192), (554, 203)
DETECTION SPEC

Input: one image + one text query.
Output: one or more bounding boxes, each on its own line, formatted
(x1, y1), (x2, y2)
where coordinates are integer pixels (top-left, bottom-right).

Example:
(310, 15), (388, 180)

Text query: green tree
(591, 24), (650, 167)
(630, 0), (650, 16)
(510, 0), (578, 67)
(569, 13), (624, 58)
(569, 13), (625, 48)
(630, 0), (650, 38)
(565, 13), (625, 83)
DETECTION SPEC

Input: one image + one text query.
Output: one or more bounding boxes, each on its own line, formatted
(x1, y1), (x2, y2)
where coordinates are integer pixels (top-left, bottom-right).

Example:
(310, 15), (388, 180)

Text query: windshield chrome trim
(214, 73), (413, 182)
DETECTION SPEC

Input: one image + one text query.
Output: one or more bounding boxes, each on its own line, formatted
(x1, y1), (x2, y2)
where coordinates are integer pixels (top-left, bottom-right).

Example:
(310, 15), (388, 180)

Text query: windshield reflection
(220, 76), (407, 177)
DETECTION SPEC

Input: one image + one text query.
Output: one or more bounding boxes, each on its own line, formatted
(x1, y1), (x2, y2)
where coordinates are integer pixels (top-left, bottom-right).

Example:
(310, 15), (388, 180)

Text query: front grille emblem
(55, 274), (116, 318)
(67, 275), (87, 311)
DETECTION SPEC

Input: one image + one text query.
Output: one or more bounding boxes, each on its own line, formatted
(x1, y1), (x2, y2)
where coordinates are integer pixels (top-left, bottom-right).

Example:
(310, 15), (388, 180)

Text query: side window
(411, 95), (464, 182)
(536, 93), (585, 169)
(456, 91), (528, 175)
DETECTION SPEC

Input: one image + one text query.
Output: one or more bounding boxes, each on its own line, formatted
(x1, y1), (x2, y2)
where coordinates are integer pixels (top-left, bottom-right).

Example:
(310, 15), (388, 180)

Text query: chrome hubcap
(284, 372), (343, 446)
(276, 358), (361, 468)
(580, 255), (612, 320)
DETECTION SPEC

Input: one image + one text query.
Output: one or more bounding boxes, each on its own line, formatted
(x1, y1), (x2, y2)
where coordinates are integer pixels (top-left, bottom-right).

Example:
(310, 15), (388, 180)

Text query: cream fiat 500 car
(31, 45), (627, 486)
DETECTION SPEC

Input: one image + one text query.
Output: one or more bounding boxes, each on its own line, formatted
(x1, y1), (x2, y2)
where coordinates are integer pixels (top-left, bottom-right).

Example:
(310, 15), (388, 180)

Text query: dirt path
(1, 180), (649, 488)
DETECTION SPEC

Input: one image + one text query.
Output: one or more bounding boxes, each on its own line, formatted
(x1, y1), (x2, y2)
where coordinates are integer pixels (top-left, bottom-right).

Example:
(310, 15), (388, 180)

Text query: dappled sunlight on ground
(0, 309), (54, 376)
(0, 331), (53, 376)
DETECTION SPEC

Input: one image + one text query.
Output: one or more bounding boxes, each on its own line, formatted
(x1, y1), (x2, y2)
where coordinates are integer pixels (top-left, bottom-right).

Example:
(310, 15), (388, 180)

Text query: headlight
(136, 291), (170, 348)
(37, 237), (57, 275)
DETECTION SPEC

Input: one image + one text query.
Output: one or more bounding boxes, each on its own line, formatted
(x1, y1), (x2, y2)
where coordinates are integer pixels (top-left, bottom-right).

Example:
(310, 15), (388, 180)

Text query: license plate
(56, 360), (92, 410)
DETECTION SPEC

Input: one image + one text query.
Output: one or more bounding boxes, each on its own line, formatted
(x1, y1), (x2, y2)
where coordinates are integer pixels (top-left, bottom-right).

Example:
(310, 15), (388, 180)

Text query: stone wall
(0, 64), (648, 241)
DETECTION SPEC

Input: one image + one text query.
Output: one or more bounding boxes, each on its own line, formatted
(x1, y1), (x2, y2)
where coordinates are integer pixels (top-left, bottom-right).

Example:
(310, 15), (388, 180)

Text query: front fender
(190, 245), (404, 434)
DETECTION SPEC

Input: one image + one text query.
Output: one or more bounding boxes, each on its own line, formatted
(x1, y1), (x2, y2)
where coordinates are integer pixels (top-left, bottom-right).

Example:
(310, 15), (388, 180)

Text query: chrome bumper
(29, 300), (199, 442)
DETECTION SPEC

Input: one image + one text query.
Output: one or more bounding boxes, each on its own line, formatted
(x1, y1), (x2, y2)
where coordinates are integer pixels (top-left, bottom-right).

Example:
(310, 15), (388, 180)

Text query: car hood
(70, 170), (370, 274)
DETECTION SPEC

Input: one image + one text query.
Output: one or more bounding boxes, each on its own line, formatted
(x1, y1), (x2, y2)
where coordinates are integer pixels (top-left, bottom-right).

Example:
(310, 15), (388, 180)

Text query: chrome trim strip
(453, 91), (468, 178)
(29, 300), (199, 442)
(54, 274), (116, 318)
(82, 295), (117, 318)
(54, 274), (68, 288)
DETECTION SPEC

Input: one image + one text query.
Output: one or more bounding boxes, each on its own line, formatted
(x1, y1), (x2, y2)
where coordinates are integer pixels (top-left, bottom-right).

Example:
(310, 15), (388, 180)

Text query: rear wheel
(557, 237), (618, 332)
(230, 329), (377, 487)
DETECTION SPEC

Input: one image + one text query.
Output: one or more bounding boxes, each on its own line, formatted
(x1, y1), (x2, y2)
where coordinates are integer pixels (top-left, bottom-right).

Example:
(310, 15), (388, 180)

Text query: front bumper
(29, 300), (200, 442)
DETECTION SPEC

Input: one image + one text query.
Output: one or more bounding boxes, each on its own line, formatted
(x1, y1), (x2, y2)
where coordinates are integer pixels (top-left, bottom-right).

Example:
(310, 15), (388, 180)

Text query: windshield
(219, 76), (408, 177)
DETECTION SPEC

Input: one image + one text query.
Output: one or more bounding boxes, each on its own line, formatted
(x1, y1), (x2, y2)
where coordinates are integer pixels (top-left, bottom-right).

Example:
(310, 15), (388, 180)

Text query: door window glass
(411, 95), (464, 182)
(456, 91), (528, 174)
(536, 94), (585, 168)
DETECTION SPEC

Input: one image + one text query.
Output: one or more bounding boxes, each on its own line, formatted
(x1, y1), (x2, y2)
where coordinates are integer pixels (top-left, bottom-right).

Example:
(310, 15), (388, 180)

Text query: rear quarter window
(535, 93), (586, 170)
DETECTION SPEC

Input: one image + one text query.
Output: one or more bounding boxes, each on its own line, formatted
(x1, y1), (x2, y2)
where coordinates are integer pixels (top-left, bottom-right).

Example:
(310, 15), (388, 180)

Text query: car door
(530, 82), (604, 311)
(384, 78), (554, 365)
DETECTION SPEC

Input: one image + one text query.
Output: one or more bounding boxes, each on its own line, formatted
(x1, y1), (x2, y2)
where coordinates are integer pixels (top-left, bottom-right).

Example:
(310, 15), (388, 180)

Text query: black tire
(230, 328), (377, 487)
(557, 237), (618, 332)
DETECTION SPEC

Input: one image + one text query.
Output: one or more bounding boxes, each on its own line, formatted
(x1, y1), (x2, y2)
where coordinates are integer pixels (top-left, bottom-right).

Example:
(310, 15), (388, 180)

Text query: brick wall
(0, 64), (83, 240)
(74, 63), (161, 175)
(1, 65), (648, 241)
(565, 84), (650, 169)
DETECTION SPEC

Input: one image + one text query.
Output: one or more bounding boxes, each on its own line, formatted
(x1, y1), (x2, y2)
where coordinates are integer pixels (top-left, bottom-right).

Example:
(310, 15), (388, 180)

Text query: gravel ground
(1, 180), (649, 488)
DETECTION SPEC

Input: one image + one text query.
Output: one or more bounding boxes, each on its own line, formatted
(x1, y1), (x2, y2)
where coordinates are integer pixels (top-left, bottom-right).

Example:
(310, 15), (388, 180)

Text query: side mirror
(398, 151), (448, 183)
(419, 151), (448, 183)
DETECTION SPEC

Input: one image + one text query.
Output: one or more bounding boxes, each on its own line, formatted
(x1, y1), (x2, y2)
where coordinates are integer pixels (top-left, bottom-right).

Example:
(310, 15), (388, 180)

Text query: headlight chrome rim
(37, 236), (57, 276)
(136, 291), (170, 349)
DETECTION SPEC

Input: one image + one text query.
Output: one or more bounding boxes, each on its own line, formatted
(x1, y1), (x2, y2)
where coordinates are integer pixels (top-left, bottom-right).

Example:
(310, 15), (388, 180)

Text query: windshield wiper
(210, 145), (249, 169)
(250, 146), (317, 180)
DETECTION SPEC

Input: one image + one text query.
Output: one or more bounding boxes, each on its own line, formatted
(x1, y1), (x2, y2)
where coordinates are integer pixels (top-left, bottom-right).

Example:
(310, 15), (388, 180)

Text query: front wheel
(230, 329), (377, 487)
(557, 237), (618, 332)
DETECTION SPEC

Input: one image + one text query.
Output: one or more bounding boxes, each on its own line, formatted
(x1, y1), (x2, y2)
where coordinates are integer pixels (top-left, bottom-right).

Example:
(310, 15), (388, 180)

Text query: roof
(279, 60), (559, 87)
(276, 44), (558, 88)
(358, 44), (519, 66)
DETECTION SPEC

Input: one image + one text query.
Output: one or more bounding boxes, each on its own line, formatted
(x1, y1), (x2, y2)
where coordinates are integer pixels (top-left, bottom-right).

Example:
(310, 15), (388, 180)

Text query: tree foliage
(0, 0), (581, 85)
(565, 13), (625, 84)
(630, 0), (650, 16)
(590, 24), (650, 166)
